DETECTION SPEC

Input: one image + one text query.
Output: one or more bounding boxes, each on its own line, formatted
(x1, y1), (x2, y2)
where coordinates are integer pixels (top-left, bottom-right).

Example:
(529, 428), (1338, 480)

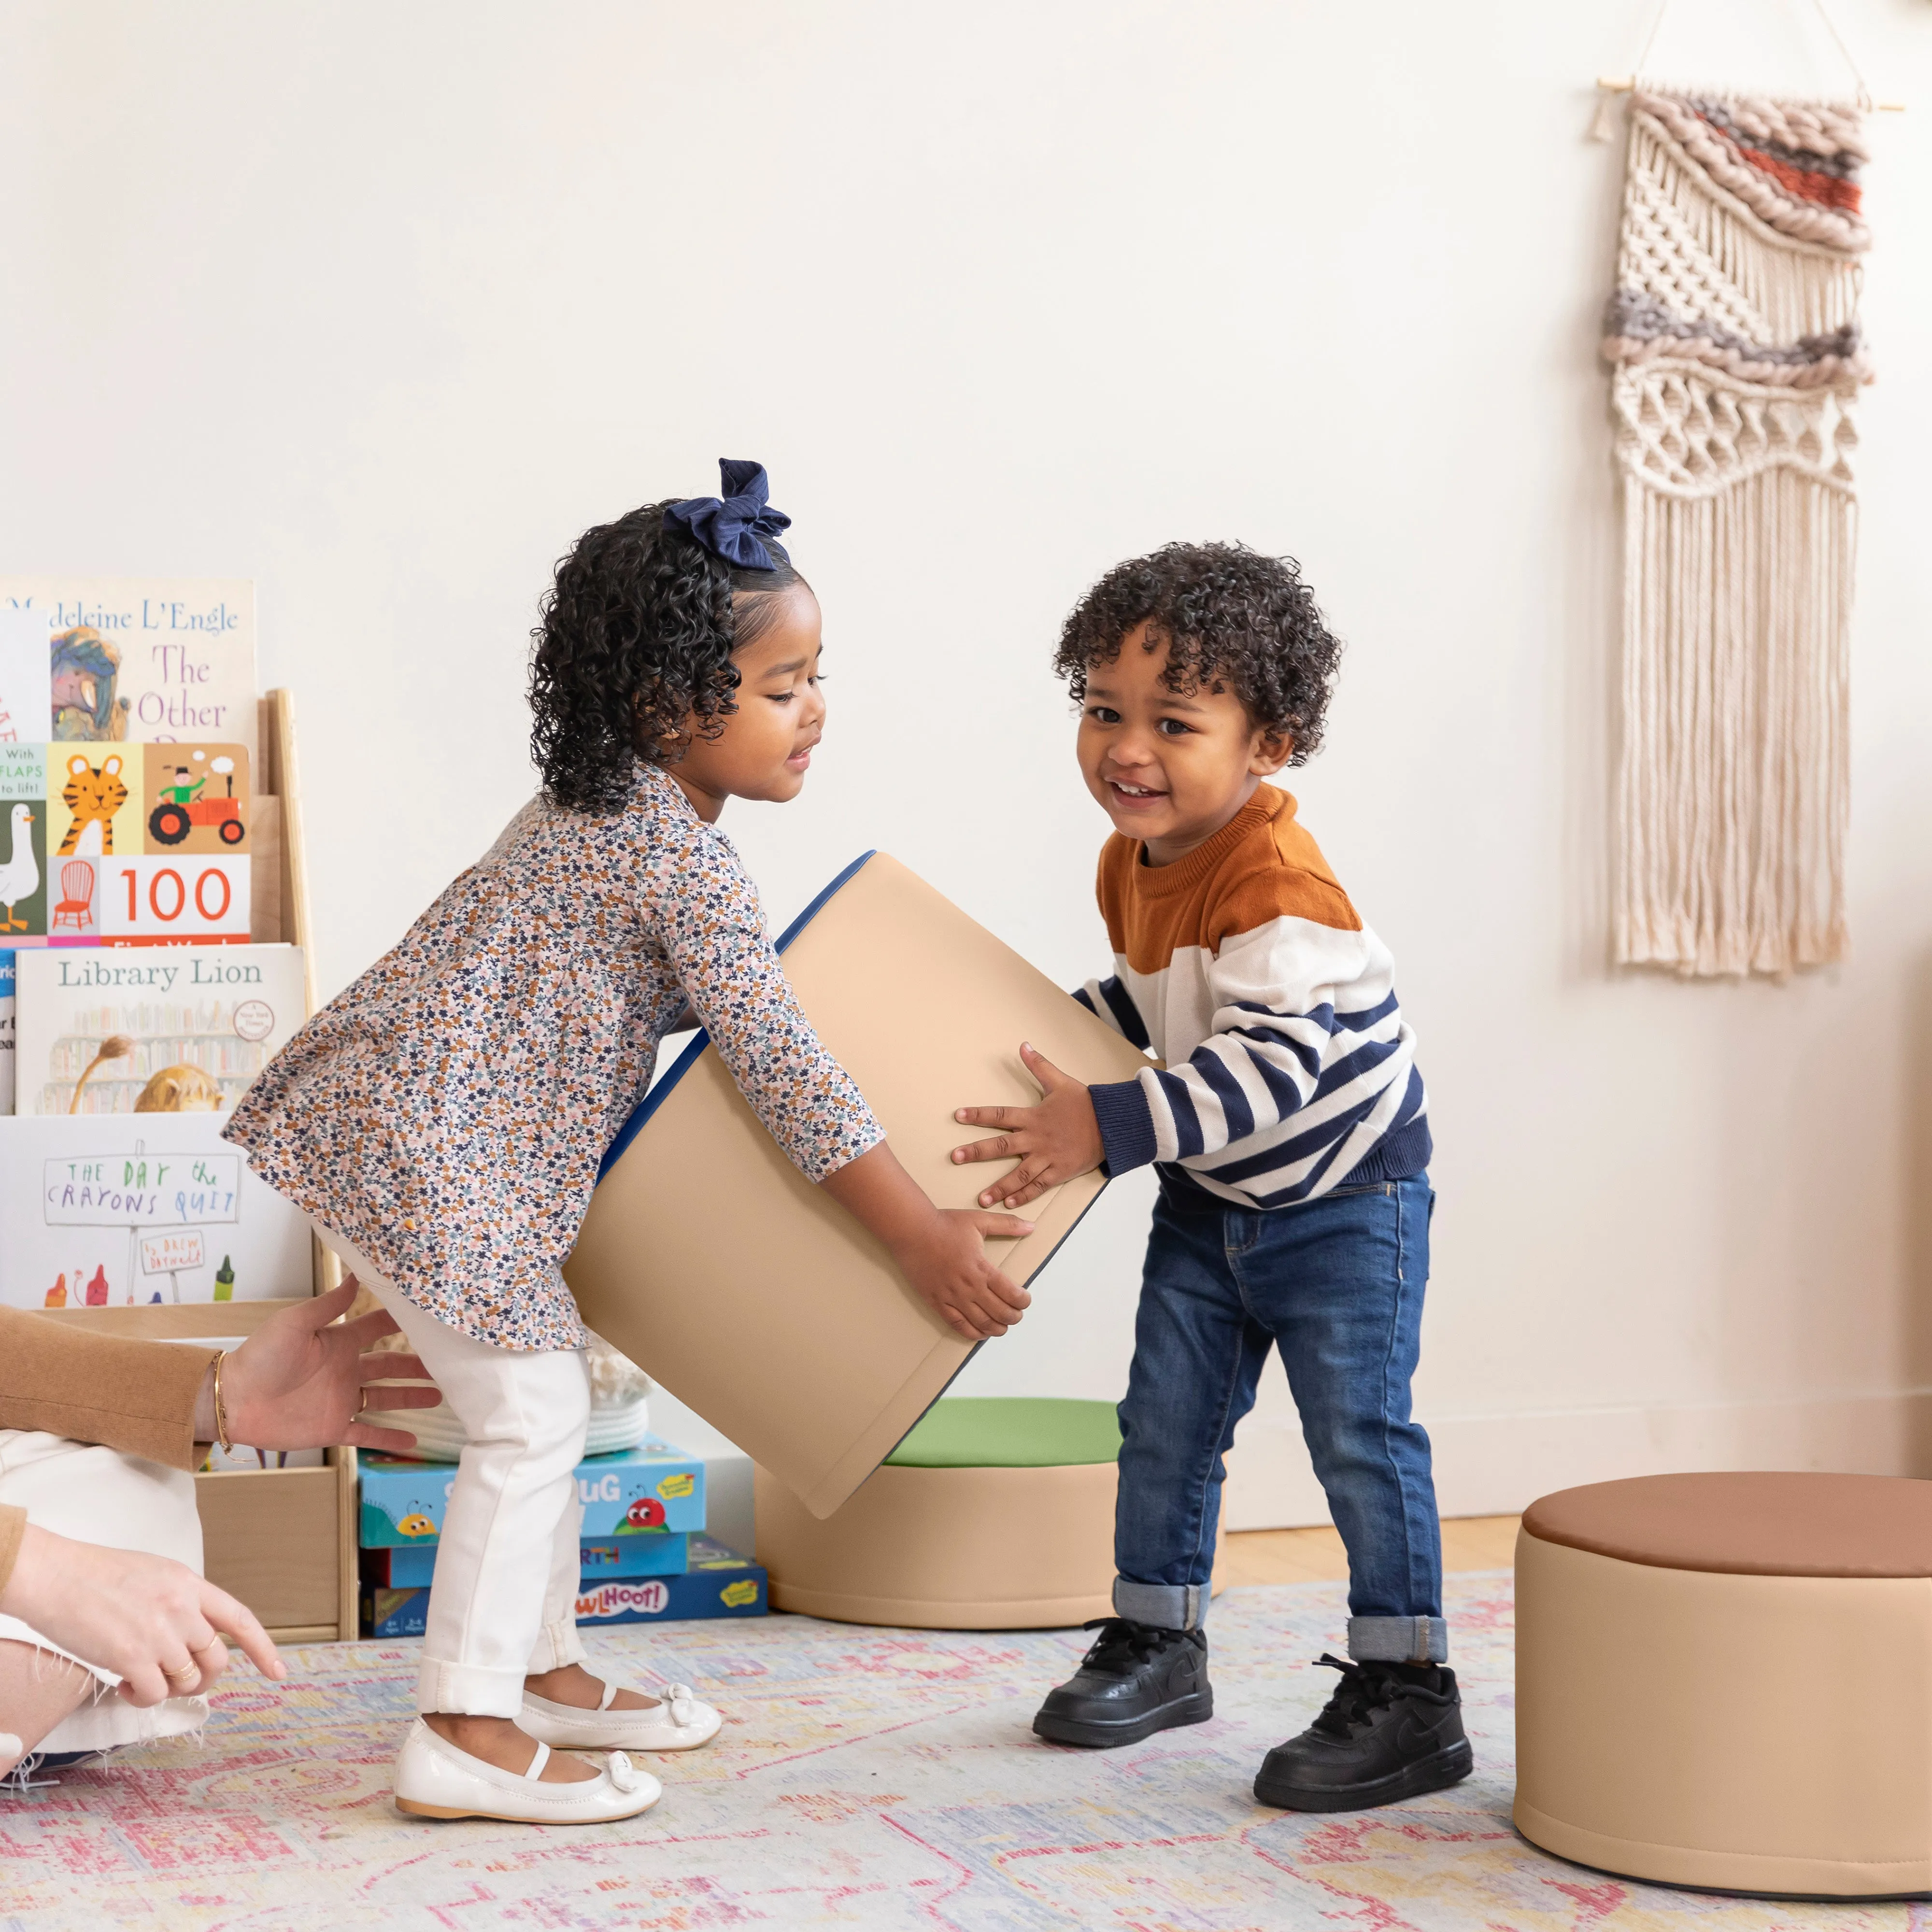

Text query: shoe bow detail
(660, 1683), (698, 1726)
(606, 1751), (644, 1793)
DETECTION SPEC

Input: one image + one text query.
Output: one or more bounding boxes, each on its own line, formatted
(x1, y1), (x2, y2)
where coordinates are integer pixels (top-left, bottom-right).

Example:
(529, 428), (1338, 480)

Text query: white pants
(0, 1431), (208, 1754)
(314, 1223), (591, 1718)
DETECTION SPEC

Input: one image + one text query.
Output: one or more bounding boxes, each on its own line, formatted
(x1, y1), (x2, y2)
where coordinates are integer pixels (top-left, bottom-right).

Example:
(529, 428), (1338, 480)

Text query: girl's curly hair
(1052, 541), (1342, 764)
(529, 501), (809, 812)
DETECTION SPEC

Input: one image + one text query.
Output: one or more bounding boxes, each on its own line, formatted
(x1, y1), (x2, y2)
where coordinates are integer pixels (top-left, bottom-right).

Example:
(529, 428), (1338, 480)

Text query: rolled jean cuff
(416, 1657), (528, 1719)
(1113, 1577), (1206, 1631)
(1347, 1615), (1448, 1664)
(528, 1615), (587, 1676)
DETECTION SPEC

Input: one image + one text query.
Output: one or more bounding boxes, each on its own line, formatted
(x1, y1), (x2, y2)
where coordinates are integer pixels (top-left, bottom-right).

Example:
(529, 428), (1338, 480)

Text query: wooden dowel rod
(1597, 73), (1904, 111)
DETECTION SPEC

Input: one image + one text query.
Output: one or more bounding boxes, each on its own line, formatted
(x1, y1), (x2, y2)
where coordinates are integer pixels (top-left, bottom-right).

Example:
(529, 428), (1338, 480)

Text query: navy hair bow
(664, 459), (792, 571)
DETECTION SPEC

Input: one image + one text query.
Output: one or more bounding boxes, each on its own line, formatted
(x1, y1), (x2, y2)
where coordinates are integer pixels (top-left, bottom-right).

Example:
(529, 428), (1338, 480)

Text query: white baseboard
(1223, 1389), (1932, 1531)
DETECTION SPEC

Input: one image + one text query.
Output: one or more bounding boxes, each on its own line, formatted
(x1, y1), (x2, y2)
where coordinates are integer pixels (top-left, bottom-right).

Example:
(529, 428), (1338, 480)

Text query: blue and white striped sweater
(1074, 786), (1431, 1210)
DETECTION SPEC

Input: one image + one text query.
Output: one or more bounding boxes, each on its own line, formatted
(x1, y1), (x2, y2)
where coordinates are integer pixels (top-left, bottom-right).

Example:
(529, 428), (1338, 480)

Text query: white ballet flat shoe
(520, 1678), (723, 1753)
(392, 1718), (661, 1823)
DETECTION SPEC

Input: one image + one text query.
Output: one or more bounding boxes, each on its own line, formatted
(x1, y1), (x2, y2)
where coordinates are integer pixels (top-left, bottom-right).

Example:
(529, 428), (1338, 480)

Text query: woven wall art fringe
(1605, 91), (1869, 977)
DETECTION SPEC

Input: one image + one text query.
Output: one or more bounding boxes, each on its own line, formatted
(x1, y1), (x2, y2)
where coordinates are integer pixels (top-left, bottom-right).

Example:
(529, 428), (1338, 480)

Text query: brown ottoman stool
(1515, 1472), (1932, 1899)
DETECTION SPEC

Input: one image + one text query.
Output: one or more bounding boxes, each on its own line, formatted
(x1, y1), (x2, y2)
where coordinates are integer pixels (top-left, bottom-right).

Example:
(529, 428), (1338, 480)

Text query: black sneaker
(1032, 1618), (1213, 1748)
(1253, 1654), (1473, 1812)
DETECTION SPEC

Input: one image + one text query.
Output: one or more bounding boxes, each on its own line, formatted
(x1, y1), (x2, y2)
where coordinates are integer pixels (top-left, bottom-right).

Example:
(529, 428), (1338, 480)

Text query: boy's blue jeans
(1112, 1171), (1447, 1664)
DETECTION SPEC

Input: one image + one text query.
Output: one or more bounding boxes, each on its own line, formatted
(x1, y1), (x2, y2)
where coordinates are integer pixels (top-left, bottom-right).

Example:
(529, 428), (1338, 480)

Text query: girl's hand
(0, 1525), (286, 1705)
(893, 1208), (1037, 1341)
(197, 1279), (441, 1455)
(817, 1140), (1035, 1342)
(951, 1042), (1105, 1210)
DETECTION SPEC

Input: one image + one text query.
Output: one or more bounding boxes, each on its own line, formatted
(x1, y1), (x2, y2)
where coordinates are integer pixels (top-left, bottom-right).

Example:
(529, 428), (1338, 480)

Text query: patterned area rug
(0, 1573), (1912, 1930)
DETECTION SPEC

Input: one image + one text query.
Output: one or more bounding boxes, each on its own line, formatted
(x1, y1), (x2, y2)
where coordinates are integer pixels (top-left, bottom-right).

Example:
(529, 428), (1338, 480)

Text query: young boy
(951, 542), (1466, 1813)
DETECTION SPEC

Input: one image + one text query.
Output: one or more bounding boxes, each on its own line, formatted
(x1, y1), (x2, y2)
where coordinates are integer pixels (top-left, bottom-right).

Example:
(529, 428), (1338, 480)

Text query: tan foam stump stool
(756, 1397), (1224, 1630)
(567, 853), (1155, 1520)
(1516, 1472), (1932, 1900)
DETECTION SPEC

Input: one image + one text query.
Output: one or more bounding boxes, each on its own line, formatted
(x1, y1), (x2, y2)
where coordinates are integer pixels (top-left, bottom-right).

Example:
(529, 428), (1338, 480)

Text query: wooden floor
(1222, 1516), (1519, 1586)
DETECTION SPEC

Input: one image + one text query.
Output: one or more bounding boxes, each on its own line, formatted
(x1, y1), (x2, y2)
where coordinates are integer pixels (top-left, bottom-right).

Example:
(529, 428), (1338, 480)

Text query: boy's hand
(893, 1209), (1036, 1341)
(952, 1042), (1105, 1210)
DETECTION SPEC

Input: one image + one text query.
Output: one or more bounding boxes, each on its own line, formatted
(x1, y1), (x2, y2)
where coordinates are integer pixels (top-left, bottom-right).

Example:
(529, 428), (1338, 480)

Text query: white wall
(4, 0), (1930, 1526)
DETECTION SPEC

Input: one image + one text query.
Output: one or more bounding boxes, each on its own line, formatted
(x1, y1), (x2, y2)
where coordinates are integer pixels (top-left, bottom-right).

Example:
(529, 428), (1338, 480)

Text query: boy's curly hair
(1052, 542), (1342, 764)
(529, 501), (809, 812)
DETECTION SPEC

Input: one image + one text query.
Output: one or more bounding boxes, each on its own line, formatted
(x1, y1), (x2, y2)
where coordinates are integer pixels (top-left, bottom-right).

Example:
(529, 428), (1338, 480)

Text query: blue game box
(364, 1534), (767, 1637)
(358, 1439), (706, 1547)
(362, 1532), (690, 1590)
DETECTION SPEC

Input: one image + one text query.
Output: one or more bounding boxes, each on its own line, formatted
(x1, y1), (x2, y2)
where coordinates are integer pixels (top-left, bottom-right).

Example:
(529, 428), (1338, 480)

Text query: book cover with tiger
(0, 742), (251, 946)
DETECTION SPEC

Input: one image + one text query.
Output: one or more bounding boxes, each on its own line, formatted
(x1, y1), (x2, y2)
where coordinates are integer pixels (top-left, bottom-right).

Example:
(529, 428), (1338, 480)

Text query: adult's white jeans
(313, 1222), (591, 1719)
(0, 1431), (208, 1754)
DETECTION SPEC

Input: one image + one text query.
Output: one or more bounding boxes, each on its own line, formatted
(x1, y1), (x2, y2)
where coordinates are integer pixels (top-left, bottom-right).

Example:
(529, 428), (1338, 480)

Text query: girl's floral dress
(225, 761), (881, 1350)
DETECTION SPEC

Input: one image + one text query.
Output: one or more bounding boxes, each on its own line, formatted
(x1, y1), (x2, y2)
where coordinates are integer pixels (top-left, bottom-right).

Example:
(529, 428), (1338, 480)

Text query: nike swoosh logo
(1392, 1714), (1447, 1755)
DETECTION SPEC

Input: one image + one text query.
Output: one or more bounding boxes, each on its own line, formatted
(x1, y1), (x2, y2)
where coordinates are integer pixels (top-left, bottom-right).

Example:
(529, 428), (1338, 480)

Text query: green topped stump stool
(754, 1397), (1224, 1629)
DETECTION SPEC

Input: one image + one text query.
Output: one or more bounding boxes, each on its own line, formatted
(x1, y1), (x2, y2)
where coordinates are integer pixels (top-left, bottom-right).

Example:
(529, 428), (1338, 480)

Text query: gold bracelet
(212, 1350), (234, 1455)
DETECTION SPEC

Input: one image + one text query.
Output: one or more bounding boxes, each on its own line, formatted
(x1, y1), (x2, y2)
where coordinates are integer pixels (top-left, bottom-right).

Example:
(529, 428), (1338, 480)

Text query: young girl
(224, 461), (1036, 1825)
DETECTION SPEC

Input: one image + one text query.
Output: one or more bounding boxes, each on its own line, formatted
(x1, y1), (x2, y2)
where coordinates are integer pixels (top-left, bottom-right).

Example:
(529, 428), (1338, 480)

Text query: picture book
(0, 742), (252, 945)
(0, 579), (257, 762)
(0, 609), (51, 744)
(0, 745), (47, 941)
(13, 942), (306, 1115)
(0, 1112), (311, 1307)
(0, 952), (13, 1115)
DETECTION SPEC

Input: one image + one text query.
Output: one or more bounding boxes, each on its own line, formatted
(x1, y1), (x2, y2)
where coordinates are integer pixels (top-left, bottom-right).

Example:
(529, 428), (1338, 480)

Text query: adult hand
(0, 1525), (285, 1705)
(951, 1042), (1105, 1210)
(196, 1278), (440, 1455)
(893, 1208), (1036, 1341)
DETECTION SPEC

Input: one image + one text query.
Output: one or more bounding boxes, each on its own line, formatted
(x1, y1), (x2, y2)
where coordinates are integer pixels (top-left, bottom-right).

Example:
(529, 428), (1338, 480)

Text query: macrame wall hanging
(1602, 69), (1874, 977)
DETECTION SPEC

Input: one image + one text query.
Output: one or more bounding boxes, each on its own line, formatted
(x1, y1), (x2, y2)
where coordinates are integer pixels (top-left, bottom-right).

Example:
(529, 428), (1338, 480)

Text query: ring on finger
(164, 1662), (200, 1688)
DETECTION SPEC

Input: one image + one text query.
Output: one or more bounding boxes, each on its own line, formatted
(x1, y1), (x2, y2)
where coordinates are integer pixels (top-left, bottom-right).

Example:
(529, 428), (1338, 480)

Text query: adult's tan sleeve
(0, 1309), (215, 1471)
(0, 1504), (24, 1599)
